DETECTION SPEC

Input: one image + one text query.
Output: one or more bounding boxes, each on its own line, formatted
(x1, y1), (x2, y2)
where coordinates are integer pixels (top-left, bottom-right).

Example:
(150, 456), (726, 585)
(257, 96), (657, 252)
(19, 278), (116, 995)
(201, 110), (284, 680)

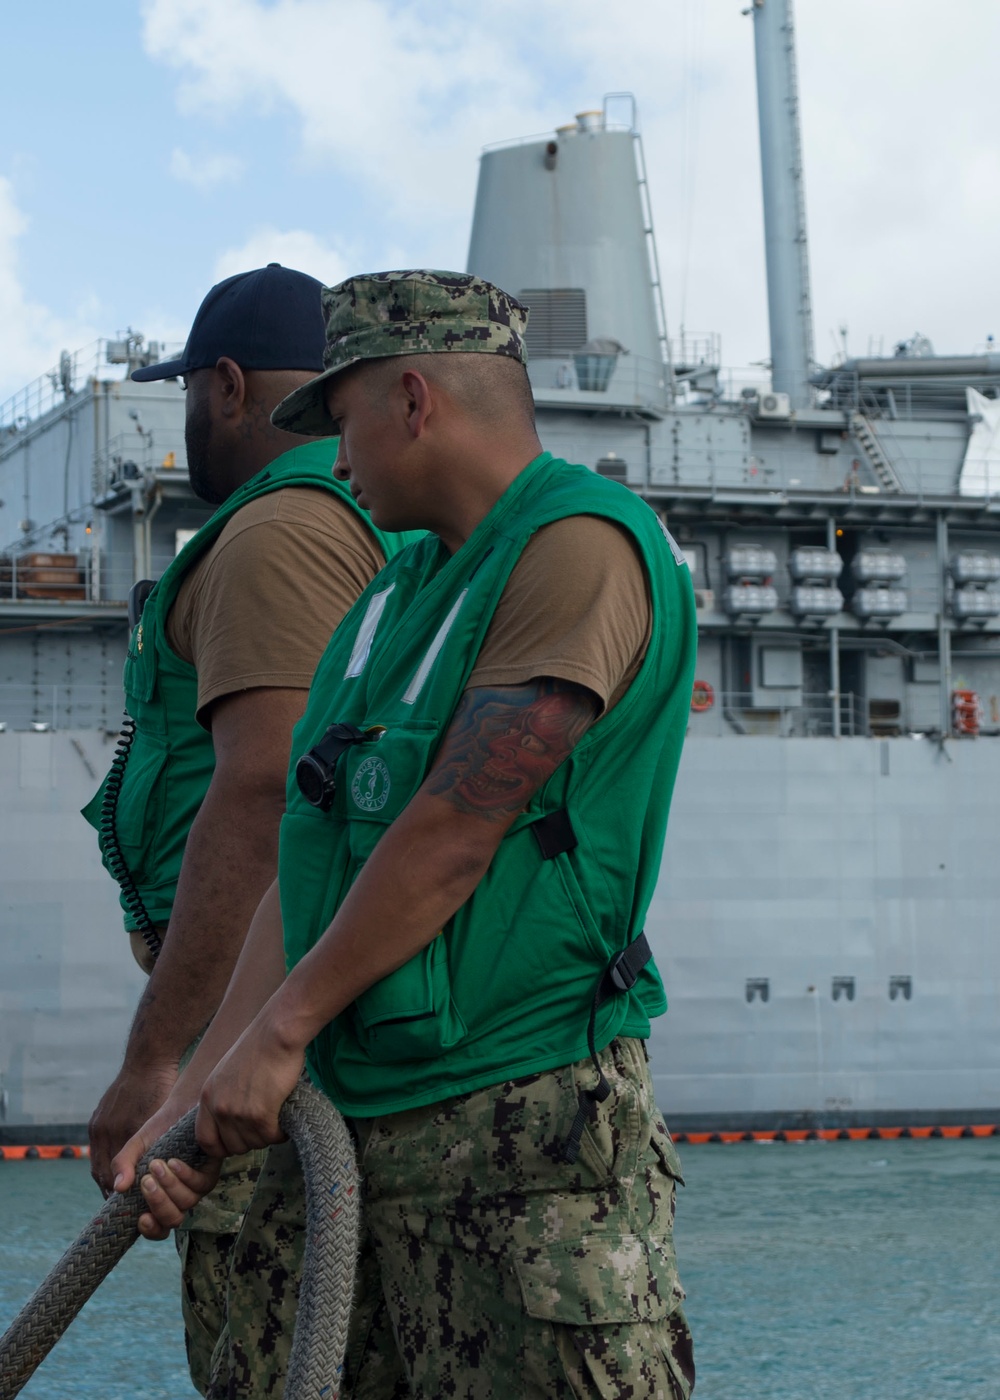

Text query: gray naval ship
(2, 0), (997, 1139)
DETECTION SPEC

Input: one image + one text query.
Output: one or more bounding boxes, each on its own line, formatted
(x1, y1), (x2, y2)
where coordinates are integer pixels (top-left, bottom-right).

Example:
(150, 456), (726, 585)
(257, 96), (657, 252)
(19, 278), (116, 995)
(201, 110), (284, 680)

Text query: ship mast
(752, 0), (815, 410)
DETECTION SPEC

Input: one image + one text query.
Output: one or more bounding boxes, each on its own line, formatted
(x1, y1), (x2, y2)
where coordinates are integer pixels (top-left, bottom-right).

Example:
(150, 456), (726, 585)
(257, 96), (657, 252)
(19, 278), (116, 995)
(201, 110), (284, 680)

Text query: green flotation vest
(83, 441), (413, 938)
(278, 452), (697, 1117)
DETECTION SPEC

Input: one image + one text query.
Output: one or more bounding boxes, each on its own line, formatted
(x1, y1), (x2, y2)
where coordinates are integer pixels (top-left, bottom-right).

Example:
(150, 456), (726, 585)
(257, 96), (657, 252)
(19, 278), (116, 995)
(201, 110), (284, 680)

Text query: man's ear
(213, 357), (247, 420)
(399, 369), (433, 439)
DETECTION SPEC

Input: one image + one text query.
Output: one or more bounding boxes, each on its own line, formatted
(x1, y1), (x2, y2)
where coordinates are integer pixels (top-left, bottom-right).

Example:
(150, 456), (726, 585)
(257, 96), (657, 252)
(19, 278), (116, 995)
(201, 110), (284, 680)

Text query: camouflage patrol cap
(271, 270), (529, 436)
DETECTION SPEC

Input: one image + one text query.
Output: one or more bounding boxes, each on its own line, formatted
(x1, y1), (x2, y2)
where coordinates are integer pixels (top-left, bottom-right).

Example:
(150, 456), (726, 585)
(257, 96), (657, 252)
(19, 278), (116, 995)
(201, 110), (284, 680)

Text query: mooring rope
(0, 1077), (360, 1400)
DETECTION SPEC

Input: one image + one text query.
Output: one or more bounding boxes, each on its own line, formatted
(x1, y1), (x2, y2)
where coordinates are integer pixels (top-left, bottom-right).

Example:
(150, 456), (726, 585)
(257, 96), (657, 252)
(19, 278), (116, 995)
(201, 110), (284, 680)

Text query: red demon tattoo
(426, 678), (598, 820)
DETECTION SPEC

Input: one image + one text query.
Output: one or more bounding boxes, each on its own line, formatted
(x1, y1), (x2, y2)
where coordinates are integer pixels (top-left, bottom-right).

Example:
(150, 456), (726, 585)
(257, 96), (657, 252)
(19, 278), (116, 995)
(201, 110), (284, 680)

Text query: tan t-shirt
(166, 486), (385, 725)
(468, 515), (651, 714)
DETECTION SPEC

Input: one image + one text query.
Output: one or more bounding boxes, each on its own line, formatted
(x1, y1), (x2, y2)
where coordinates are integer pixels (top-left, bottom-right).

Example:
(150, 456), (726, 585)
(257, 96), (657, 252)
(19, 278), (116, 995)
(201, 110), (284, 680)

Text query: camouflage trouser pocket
(348, 1040), (694, 1400)
(513, 1233), (693, 1399)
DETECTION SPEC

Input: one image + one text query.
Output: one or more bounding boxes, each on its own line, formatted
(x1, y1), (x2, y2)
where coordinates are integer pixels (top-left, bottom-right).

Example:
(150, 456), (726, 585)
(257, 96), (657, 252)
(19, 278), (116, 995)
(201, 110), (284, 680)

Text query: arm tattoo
(425, 678), (599, 821)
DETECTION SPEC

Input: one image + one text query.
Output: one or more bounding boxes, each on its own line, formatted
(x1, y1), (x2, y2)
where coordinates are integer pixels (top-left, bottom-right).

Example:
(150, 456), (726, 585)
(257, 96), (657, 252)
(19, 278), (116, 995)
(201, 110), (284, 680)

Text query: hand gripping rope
(0, 1077), (360, 1400)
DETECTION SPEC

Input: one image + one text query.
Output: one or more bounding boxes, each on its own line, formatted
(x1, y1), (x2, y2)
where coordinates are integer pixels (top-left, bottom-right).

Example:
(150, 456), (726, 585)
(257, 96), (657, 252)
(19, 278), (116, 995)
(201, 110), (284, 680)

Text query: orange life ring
(691, 680), (714, 712)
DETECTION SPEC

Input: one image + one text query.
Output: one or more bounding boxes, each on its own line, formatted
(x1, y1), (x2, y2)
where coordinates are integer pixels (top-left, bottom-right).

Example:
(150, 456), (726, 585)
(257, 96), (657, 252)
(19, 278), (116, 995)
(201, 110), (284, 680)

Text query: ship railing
(0, 536), (194, 607)
(529, 351), (670, 412)
(85, 550), (184, 605)
(0, 550), (147, 607)
(0, 547), (132, 606)
(0, 337), (185, 435)
(481, 122), (635, 155)
(660, 434), (1000, 502)
(715, 690), (868, 738)
(93, 428), (188, 496)
(0, 683), (122, 733)
(0, 551), (98, 605)
(821, 368), (998, 422)
(671, 333), (722, 371)
(718, 366), (772, 401)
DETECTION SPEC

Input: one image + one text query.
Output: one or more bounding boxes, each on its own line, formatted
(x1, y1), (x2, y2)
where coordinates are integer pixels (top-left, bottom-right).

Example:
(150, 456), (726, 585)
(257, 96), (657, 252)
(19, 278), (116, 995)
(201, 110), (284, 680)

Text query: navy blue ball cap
(131, 264), (326, 382)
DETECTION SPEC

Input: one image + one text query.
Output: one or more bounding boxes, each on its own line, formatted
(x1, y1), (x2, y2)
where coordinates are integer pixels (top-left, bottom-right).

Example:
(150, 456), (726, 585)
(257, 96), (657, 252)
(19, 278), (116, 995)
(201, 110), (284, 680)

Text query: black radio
(295, 723), (369, 811)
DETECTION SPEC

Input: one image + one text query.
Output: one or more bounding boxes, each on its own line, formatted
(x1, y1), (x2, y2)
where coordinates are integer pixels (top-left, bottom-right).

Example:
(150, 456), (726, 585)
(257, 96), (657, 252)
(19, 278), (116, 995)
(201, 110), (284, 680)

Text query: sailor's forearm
(123, 778), (286, 1067)
(106, 882), (287, 1194)
(172, 880), (288, 1096)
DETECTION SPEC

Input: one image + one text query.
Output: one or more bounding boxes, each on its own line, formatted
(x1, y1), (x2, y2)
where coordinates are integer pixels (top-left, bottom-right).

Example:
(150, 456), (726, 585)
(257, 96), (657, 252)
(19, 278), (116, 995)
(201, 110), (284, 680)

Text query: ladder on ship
(851, 412), (903, 493)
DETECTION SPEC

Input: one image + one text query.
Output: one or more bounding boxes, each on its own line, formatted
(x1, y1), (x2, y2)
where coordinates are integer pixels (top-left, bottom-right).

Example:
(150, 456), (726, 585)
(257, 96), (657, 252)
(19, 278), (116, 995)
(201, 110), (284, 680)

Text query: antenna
(58, 351), (74, 398)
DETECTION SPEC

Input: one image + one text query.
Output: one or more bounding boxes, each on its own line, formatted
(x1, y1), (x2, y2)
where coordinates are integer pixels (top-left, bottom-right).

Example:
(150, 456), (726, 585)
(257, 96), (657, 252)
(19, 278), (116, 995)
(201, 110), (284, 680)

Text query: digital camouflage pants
(179, 1037), (694, 1399)
(175, 1141), (304, 1397)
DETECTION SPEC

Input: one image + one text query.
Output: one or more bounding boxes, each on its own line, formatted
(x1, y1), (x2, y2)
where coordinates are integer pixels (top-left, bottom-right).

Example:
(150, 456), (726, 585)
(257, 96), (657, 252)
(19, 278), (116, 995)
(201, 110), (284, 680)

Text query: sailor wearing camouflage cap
(130, 268), (698, 1398)
(271, 269), (530, 437)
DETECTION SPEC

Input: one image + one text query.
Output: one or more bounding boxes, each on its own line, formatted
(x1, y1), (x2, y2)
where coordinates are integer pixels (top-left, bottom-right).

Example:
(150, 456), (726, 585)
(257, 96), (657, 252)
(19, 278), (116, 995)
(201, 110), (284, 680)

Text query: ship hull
(2, 730), (997, 1136)
(651, 734), (1000, 1129)
(0, 729), (145, 1140)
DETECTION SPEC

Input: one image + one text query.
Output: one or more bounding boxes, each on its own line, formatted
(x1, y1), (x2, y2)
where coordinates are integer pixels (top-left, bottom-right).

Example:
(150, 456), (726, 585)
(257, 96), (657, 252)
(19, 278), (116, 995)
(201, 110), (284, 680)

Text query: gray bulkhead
(0, 729), (145, 1134)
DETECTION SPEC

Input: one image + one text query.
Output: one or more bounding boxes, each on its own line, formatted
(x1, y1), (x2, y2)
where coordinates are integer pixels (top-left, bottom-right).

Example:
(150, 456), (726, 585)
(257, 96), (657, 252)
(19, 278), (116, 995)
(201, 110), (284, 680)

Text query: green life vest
(83, 441), (412, 934)
(278, 452), (697, 1117)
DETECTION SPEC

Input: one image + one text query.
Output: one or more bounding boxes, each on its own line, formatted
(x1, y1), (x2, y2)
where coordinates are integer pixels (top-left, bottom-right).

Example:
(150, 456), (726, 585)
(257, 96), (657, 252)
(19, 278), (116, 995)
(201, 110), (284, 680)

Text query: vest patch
(345, 585), (396, 679)
(652, 512), (688, 567)
(351, 755), (391, 812)
(403, 588), (468, 705)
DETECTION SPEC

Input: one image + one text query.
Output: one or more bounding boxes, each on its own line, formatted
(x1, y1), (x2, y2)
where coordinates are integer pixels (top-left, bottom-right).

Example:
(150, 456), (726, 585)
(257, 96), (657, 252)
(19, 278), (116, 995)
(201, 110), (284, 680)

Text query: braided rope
(280, 1078), (361, 1398)
(0, 1079), (360, 1400)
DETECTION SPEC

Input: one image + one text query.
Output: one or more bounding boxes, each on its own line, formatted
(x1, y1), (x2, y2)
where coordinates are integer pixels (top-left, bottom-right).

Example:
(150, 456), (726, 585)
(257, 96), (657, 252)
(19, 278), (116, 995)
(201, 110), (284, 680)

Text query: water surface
(2, 1139), (997, 1397)
(675, 1137), (1000, 1399)
(0, 1161), (194, 1398)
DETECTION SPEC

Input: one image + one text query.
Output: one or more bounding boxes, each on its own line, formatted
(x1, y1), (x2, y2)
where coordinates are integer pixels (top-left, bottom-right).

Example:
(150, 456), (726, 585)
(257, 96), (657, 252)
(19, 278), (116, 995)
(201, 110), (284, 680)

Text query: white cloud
(169, 147), (245, 189)
(143, 0), (1000, 367)
(143, 0), (546, 236)
(213, 228), (352, 285)
(0, 178), (100, 403)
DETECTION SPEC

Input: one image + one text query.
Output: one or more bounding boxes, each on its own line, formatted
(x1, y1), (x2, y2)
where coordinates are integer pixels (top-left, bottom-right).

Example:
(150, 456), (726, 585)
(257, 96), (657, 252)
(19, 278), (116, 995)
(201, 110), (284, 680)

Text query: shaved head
(354, 353), (536, 430)
(323, 345), (544, 550)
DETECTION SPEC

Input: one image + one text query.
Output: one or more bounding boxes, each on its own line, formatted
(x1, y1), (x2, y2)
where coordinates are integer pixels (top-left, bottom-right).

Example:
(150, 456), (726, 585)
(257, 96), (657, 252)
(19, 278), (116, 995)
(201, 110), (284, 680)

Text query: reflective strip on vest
(402, 589), (468, 706)
(345, 584), (396, 679)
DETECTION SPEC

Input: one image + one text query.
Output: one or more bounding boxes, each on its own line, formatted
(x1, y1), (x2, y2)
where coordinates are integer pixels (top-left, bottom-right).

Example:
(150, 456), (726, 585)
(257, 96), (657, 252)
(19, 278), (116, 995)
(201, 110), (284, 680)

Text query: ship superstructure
(0, 338), (211, 1136)
(1, 0), (996, 1134)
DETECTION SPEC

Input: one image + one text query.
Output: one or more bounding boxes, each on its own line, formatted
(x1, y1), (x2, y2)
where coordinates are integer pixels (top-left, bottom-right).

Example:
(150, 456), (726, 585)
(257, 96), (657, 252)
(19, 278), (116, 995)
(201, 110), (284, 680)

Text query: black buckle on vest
(295, 722), (368, 811)
(562, 932), (654, 1165)
(602, 934), (652, 1000)
(530, 809), (578, 860)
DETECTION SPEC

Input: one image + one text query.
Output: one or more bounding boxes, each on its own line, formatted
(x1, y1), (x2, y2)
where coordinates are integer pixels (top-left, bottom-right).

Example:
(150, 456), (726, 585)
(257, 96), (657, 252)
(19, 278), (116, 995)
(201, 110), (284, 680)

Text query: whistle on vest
(296, 722), (384, 811)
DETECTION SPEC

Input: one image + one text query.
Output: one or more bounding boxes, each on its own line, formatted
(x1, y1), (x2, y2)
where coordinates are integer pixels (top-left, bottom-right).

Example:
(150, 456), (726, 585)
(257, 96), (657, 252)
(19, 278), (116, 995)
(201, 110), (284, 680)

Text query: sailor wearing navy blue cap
(84, 264), (416, 1397)
(131, 263), (327, 384)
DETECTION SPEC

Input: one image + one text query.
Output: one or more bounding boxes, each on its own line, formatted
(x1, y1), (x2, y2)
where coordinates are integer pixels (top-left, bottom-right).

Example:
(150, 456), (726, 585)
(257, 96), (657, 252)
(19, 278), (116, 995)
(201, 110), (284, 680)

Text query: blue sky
(3, 1), (999, 401)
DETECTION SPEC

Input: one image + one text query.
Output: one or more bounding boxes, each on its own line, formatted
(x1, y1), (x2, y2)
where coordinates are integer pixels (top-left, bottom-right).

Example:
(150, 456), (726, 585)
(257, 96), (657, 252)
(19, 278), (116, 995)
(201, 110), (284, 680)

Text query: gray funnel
(467, 105), (667, 405)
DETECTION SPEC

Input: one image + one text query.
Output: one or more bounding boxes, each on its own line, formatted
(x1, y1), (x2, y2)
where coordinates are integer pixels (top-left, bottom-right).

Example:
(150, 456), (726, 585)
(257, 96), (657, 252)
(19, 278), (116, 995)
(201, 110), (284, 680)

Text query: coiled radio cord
(99, 715), (162, 963)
